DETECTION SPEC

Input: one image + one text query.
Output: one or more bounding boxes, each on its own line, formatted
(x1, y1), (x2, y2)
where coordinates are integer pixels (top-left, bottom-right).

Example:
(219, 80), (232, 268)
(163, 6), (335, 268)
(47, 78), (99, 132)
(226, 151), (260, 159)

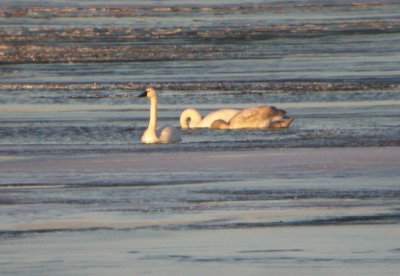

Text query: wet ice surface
(1, 0), (400, 275)
(1, 148), (400, 275)
(2, 225), (400, 275)
(1, 100), (399, 156)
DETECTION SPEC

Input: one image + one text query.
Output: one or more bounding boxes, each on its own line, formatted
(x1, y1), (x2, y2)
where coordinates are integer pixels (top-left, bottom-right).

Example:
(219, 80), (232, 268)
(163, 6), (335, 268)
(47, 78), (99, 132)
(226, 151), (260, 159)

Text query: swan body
(139, 87), (181, 144)
(210, 105), (293, 130)
(180, 108), (240, 128)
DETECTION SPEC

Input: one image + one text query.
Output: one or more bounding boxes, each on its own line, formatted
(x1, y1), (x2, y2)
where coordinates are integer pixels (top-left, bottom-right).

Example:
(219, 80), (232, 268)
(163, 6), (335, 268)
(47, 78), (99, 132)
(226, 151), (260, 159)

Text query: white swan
(210, 105), (294, 130)
(180, 108), (240, 128)
(138, 87), (181, 144)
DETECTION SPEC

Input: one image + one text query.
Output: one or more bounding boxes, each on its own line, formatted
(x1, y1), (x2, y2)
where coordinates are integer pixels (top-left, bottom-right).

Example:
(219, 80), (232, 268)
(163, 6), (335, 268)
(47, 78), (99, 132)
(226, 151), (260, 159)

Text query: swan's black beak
(138, 91), (147, 97)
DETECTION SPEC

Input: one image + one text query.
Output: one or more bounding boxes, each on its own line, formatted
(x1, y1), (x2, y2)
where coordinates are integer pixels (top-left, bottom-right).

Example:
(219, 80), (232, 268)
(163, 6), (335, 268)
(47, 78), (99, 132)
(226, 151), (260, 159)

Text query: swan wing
(229, 105), (272, 129)
(157, 126), (181, 143)
(227, 105), (287, 129)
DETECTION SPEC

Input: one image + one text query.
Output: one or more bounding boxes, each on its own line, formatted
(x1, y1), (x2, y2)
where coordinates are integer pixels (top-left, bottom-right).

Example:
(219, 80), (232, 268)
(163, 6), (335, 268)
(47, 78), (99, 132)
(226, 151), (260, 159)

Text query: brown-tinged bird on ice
(210, 105), (294, 130)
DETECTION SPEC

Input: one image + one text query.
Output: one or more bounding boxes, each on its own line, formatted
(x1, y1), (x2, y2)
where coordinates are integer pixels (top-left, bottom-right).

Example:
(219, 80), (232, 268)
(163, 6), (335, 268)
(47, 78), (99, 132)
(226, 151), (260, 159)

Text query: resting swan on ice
(180, 108), (240, 128)
(138, 87), (181, 144)
(210, 105), (294, 130)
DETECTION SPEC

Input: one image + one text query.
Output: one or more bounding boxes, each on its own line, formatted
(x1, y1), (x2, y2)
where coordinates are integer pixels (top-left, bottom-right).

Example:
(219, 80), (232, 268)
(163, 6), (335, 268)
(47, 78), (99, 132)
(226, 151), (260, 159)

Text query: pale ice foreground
(1, 147), (400, 275)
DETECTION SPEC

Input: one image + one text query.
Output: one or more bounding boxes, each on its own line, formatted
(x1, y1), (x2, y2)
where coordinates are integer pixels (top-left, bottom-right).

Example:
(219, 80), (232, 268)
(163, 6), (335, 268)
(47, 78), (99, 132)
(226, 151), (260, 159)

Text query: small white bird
(210, 105), (294, 130)
(180, 108), (240, 129)
(138, 87), (181, 144)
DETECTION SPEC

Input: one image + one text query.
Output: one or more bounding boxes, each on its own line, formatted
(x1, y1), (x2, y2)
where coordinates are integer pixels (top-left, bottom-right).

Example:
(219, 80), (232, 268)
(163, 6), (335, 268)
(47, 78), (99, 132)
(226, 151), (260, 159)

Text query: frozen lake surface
(1, 147), (400, 275)
(1, 0), (400, 275)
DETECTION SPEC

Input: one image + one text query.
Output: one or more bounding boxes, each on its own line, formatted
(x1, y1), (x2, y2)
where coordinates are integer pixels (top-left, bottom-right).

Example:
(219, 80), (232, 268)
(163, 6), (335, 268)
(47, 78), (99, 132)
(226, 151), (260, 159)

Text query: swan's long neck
(148, 95), (158, 131)
(180, 108), (202, 128)
(141, 94), (159, 143)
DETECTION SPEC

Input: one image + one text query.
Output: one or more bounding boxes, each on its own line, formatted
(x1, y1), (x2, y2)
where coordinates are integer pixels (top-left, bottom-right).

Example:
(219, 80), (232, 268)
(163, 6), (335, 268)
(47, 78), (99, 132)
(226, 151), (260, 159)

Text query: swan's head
(210, 119), (229, 129)
(138, 87), (157, 98)
(181, 116), (191, 129)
